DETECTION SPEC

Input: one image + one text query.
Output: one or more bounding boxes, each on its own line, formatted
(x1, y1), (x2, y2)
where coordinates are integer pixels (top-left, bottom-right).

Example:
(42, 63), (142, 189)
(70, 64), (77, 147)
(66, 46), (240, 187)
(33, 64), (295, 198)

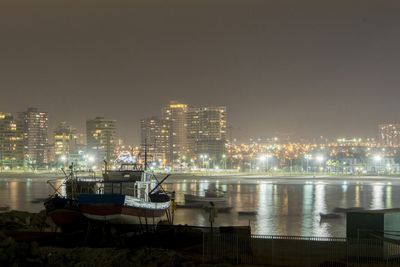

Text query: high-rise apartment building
(140, 117), (170, 166)
(187, 107), (227, 161)
(86, 117), (116, 164)
(17, 107), (49, 168)
(379, 123), (400, 147)
(0, 113), (22, 169)
(53, 122), (78, 162)
(161, 101), (188, 164)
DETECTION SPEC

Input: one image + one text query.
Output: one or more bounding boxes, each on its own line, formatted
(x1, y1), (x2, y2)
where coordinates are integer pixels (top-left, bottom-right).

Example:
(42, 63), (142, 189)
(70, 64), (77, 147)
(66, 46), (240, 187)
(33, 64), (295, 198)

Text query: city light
(88, 155), (95, 163)
(373, 154), (382, 162)
(315, 155), (324, 163)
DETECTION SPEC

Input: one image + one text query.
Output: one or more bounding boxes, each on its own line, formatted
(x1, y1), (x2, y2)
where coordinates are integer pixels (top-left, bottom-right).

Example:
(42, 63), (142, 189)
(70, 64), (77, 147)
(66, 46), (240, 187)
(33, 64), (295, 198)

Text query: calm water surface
(1, 175), (399, 237)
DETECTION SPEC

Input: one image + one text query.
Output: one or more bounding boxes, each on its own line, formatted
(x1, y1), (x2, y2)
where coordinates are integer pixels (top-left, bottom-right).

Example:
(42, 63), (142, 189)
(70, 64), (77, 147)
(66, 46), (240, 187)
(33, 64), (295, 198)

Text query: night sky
(1, 0), (400, 144)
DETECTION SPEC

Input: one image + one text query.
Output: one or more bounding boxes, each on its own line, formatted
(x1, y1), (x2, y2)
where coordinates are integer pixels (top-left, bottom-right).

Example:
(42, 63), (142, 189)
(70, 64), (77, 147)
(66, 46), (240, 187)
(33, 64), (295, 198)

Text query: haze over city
(1, 0), (400, 144)
(3, 2), (400, 266)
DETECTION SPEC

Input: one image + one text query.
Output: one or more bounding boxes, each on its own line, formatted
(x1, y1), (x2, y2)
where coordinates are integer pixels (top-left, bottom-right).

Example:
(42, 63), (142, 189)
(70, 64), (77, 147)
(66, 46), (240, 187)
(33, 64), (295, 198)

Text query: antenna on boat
(144, 138), (148, 171)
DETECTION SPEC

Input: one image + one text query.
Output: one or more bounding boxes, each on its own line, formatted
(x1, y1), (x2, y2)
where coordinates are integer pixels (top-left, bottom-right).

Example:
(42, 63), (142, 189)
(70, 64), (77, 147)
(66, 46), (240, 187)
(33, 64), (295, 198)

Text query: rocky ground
(0, 210), (233, 267)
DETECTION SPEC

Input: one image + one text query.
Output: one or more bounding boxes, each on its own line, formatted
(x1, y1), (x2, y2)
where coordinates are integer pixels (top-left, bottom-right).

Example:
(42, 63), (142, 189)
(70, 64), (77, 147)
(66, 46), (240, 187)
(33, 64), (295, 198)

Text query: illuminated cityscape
(0, 104), (399, 175)
(2, 2), (400, 266)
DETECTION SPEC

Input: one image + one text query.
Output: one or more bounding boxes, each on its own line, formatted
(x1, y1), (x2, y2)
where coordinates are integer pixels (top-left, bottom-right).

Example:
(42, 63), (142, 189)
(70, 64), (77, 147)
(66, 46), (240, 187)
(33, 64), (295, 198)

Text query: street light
(265, 154), (272, 171)
(304, 154), (312, 173)
(373, 154), (382, 175)
(200, 154), (208, 170)
(59, 155), (67, 168)
(259, 155), (266, 172)
(258, 154), (272, 172)
(315, 155), (324, 173)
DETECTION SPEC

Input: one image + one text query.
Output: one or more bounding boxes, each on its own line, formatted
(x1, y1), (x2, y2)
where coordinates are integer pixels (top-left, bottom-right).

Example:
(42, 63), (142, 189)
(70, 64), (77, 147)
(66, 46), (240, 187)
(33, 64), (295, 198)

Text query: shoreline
(1, 171), (400, 184)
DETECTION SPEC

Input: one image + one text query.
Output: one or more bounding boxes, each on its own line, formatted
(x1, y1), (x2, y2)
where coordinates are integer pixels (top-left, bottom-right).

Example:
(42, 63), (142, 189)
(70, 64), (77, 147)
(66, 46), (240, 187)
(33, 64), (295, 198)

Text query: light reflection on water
(1, 176), (400, 237)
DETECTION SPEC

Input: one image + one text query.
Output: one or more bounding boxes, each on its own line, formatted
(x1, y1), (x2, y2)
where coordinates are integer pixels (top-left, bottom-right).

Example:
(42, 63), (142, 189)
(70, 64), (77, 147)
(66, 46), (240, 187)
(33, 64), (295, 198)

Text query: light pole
(304, 154), (312, 173)
(316, 155), (324, 174)
(259, 155), (267, 172)
(59, 155), (67, 169)
(373, 154), (382, 175)
(266, 154), (272, 172)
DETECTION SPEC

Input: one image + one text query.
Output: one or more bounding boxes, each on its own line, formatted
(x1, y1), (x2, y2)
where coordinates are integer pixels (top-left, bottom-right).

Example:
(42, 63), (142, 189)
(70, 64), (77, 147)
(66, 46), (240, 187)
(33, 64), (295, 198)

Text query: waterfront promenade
(1, 170), (400, 181)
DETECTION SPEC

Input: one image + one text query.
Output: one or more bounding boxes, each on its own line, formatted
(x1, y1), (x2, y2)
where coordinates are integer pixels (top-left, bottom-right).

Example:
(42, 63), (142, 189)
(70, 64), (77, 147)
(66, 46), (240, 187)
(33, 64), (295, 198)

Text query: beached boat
(79, 163), (171, 225)
(44, 165), (95, 231)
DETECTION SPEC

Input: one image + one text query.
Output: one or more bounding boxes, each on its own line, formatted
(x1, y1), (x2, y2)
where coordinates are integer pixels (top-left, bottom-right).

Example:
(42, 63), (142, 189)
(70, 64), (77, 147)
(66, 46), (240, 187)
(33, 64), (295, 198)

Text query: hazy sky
(1, 0), (400, 144)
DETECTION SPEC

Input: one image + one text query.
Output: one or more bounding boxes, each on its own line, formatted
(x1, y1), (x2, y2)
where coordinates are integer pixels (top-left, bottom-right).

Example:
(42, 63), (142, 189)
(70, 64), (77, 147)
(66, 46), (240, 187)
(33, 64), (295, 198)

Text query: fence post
(271, 237), (274, 267)
(346, 238), (348, 267)
(236, 234), (239, 264)
(202, 232), (205, 264)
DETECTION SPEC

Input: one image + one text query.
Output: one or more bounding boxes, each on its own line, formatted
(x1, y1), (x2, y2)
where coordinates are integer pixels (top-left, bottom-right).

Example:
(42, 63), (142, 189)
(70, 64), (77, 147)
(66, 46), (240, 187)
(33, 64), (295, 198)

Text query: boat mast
(145, 138), (147, 171)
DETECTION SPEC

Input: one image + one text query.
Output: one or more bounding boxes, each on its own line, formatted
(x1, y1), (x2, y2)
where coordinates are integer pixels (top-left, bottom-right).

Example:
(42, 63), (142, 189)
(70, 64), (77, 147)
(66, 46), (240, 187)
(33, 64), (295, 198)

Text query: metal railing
(203, 233), (400, 267)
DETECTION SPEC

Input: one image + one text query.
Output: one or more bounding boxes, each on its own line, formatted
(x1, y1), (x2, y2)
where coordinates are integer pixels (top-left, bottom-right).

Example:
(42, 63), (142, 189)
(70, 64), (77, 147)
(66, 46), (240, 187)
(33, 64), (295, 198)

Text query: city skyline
(1, 104), (400, 146)
(1, 1), (400, 144)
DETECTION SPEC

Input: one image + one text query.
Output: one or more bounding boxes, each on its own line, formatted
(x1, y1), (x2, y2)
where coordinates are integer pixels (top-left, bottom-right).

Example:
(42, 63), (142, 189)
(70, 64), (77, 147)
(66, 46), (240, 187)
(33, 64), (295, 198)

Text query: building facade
(140, 116), (170, 167)
(17, 107), (49, 168)
(379, 123), (400, 147)
(0, 113), (22, 169)
(187, 107), (227, 164)
(53, 122), (79, 164)
(161, 101), (188, 164)
(86, 117), (116, 165)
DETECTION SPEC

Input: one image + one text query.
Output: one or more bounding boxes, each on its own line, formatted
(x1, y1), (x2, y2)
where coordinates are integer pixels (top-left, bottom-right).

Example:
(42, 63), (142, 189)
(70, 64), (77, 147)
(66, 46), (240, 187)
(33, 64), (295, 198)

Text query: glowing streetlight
(316, 155), (324, 163)
(373, 154), (383, 175)
(304, 154), (312, 172)
(59, 155), (67, 162)
(373, 154), (382, 162)
(221, 154), (227, 169)
(88, 155), (95, 163)
(315, 155), (325, 173)
(259, 154), (272, 172)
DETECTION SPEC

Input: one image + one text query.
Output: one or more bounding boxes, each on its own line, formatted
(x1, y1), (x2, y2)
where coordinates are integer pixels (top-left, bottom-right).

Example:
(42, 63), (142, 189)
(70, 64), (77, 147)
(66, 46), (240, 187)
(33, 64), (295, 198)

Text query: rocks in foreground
(0, 235), (203, 267)
(0, 210), (51, 231)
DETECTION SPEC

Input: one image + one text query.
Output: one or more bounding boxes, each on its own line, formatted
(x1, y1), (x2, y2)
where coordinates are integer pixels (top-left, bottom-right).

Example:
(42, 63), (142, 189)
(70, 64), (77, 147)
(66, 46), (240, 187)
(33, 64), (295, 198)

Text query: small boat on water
(320, 212), (342, 219)
(184, 189), (227, 204)
(177, 203), (232, 213)
(79, 163), (171, 225)
(333, 207), (364, 213)
(238, 211), (258, 216)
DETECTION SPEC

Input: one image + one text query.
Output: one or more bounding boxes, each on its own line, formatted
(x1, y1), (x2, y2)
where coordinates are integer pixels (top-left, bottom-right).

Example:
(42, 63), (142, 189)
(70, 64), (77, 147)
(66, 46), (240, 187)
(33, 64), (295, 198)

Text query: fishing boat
(44, 165), (96, 231)
(79, 163), (171, 225)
